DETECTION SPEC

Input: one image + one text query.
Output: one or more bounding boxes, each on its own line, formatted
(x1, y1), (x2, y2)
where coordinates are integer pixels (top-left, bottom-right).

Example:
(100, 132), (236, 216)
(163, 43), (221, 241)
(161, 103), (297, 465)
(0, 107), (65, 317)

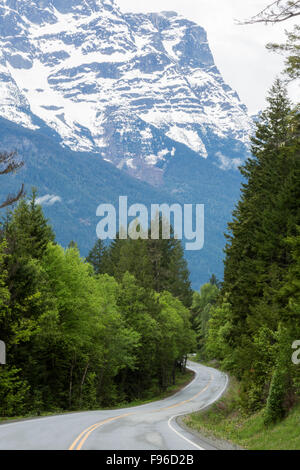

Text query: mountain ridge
(0, 0), (252, 183)
(0, 0), (251, 287)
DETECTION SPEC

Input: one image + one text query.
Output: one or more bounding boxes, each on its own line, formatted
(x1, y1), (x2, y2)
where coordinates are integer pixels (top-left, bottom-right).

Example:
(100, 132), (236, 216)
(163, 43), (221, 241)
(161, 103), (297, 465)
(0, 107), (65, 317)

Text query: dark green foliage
(209, 274), (222, 288)
(204, 80), (300, 421)
(86, 239), (106, 275)
(6, 188), (55, 260)
(98, 220), (193, 308)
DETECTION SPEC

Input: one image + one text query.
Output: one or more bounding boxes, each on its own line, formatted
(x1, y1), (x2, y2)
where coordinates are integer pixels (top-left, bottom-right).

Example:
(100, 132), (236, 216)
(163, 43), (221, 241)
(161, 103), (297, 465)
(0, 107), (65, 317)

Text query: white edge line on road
(168, 373), (229, 451)
(168, 417), (205, 450)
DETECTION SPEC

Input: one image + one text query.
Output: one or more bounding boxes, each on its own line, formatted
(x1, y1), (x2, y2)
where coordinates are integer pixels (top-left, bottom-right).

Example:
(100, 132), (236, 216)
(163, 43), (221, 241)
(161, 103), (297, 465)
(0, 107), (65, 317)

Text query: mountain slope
(0, 116), (242, 288)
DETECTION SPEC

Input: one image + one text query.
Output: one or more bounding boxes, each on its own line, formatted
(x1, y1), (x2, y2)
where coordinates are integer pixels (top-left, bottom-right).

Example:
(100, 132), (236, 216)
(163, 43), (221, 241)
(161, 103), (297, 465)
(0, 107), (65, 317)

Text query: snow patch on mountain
(0, 0), (253, 181)
(166, 127), (208, 157)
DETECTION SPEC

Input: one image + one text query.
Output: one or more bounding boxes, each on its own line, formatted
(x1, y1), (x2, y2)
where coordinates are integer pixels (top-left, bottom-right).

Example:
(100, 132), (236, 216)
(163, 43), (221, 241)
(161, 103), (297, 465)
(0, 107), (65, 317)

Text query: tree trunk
(79, 361), (89, 406)
(69, 363), (74, 409)
(69, 352), (76, 409)
(172, 361), (176, 385)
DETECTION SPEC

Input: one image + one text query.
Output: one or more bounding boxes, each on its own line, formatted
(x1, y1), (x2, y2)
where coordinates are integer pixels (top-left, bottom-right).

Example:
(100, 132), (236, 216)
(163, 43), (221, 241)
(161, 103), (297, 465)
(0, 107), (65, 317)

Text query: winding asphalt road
(0, 361), (228, 450)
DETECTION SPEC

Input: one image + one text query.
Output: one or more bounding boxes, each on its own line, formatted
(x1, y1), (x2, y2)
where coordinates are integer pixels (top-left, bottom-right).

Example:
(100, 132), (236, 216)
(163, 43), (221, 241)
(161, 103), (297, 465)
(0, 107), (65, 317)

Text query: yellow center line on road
(69, 373), (214, 450)
(69, 413), (133, 450)
(153, 373), (213, 412)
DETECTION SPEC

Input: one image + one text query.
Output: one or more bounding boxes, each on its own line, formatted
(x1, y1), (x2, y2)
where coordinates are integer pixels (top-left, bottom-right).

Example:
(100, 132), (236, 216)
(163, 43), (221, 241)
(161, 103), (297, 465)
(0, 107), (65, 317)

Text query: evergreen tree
(5, 188), (55, 261)
(209, 274), (221, 288)
(223, 79), (294, 346)
(86, 239), (106, 275)
(68, 240), (78, 250)
(101, 220), (193, 307)
(209, 80), (300, 411)
(147, 233), (192, 307)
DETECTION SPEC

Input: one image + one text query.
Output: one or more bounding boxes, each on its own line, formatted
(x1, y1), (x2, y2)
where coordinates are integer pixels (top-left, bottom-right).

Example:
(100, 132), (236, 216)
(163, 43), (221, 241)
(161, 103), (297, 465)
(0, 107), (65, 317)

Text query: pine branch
(0, 184), (25, 209)
(0, 151), (25, 208)
(237, 0), (300, 25)
(0, 151), (24, 175)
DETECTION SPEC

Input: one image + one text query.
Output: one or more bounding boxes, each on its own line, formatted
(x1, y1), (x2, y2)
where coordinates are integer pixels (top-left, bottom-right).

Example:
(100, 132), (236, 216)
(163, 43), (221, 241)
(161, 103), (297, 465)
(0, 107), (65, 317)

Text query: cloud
(215, 152), (242, 171)
(36, 194), (62, 206)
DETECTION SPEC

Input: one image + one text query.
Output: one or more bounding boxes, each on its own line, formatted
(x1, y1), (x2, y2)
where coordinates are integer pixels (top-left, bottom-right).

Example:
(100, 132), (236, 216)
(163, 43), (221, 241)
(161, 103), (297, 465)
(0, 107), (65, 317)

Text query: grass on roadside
(183, 375), (300, 450)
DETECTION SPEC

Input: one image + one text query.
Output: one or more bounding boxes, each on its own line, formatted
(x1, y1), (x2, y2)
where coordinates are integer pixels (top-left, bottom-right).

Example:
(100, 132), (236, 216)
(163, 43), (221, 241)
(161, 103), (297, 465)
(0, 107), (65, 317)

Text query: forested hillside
(193, 79), (300, 425)
(0, 194), (196, 417)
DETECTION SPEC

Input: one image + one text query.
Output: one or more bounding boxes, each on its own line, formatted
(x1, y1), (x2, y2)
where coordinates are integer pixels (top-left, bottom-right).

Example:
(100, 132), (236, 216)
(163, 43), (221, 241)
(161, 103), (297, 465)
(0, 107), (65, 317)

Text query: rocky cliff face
(0, 0), (252, 184)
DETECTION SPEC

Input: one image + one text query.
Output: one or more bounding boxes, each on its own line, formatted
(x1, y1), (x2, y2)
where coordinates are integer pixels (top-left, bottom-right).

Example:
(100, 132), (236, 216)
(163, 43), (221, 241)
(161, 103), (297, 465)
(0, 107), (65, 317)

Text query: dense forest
(0, 195), (196, 417)
(193, 79), (300, 425)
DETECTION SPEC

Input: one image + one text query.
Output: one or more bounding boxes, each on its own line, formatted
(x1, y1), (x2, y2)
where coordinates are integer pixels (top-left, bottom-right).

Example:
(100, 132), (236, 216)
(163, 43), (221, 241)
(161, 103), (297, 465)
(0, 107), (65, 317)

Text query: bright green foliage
(114, 272), (195, 399)
(115, 271), (160, 399)
(0, 192), (195, 415)
(205, 297), (235, 369)
(0, 191), (56, 381)
(157, 291), (196, 389)
(0, 367), (30, 417)
(192, 283), (219, 358)
(33, 244), (140, 409)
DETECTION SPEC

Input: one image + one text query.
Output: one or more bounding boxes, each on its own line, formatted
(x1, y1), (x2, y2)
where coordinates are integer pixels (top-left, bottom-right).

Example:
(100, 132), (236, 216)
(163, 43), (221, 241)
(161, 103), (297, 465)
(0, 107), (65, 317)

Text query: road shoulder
(176, 415), (243, 450)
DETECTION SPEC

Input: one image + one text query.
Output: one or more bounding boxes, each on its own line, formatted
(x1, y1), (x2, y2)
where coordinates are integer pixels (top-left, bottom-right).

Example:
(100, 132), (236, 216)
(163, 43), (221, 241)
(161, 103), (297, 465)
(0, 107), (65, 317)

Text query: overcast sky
(118, 0), (299, 114)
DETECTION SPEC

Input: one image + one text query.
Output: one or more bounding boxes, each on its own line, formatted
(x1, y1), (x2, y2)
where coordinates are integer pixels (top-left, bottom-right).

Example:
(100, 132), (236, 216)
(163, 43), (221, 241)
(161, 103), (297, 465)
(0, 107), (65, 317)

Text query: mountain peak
(1, 0), (119, 19)
(0, 0), (252, 181)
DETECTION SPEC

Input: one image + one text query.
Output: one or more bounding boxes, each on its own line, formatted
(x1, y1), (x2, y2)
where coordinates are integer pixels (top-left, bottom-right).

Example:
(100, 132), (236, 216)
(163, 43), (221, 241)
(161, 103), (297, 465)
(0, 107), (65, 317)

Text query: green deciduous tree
(0, 194), (195, 415)
(192, 283), (219, 359)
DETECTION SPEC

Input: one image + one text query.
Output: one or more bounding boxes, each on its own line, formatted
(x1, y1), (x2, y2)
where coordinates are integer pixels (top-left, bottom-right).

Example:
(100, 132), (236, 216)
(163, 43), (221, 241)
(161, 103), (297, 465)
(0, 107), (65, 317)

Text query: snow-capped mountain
(0, 0), (252, 183)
